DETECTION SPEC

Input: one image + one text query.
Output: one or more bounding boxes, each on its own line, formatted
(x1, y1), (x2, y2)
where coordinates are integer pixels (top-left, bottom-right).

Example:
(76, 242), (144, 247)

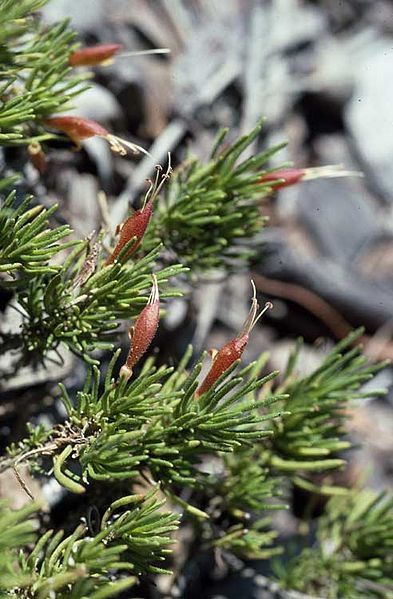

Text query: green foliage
(212, 518), (281, 560)
(44, 350), (283, 492)
(13, 244), (183, 364)
(0, 192), (72, 275)
(0, 500), (38, 590)
(221, 449), (282, 514)
(276, 490), (393, 598)
(8, 331), (387, 568)
(0, 0), (84, 146)
(1, 330), (389, 573)
(146, 118), (286, 271)
(0, 0), (47, 23)
(0, 189), (184, 366)
(204, 448), (285, 559)
(0, 348), (287, 563)
(1, 491), (178, 598)
(268, 330), (388, 486)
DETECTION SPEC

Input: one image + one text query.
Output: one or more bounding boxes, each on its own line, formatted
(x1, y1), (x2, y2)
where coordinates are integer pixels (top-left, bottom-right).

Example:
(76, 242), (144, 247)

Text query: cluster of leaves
(0, 188), (73, 275)
(0, 28), (290, 371)
(146, 118), (286, 271)
(0, 500), (37, 590)
(35, 349), (283, 496)
(2, 351), (282, 565)
(0, 491), (178, 598)
(276, 490), (393, 598)
(0, 0), (287, 281)
(267, 330), (388, 490)
(0, 113), (288, 370)
(0, 191), (184, 367)
(204, 448), (284, 559)
(3, 333), (389, 572)
(0, 348), (290, 565)
(0, 0), (84, 147)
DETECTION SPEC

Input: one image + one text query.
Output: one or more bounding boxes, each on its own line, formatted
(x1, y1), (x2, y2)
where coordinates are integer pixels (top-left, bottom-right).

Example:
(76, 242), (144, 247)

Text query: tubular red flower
(195, 283), (273, 398)
(120, 275), (160, 381)
(44, 116), (107, 141)
(44, 116), (149, 156)
(105, 201), (153, 266)
(259, 165), (362, 190)
(69, 44), (123, 67)
(259, 168), (305, 189)
(106, 156), (172, 265)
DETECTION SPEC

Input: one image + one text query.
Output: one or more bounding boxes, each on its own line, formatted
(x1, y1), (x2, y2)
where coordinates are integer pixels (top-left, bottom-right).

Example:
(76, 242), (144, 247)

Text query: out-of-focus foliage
(276, 490), (393, 598)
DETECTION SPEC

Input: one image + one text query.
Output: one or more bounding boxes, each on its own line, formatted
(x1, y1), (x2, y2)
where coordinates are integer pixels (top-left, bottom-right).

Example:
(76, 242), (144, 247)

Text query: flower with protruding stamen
(44, 116), (150, 157)
(68, 44), (170, 67)
(259, 165), (362, 190)
(106, 155), (172, 265)
(196, 282), (273, 398)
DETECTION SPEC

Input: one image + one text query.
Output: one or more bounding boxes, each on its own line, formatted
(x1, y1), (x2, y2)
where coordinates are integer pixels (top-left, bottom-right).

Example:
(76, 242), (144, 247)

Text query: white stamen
(142, 153), (172, 208)
(148, 274), (159, 304)
(105, 134), (151, 157)
(241, 280), (273, 334)
(119, 48), (171, 58)
(302, 165), (363, 181)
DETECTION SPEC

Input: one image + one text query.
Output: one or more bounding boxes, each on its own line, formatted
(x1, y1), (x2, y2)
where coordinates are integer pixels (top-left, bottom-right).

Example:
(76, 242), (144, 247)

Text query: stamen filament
(241, 280), (273, 335)
(302, 165), (363, 181)
(120, 48), (171, 58)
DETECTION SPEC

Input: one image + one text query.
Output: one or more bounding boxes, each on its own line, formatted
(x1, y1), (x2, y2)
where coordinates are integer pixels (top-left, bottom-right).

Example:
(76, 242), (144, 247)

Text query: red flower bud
(195, 283), (273, 398)
(106, 201), (153, 265)
(259, 168), (305, 189)
(69, 44), (123, 67)
(259, 165), (362, 190)
(120, 275), (160, 381)
(44, 116), (149, 156)
(106, 157), (172, 265)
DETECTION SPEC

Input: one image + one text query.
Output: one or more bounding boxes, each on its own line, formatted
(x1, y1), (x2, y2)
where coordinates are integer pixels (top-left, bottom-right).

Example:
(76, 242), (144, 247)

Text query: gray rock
(68, 83), (122, 123)
(346, 42), (393, 201)
(41, 0), (107, 31)
(67, 172), (100, 237)
(261, 234), (393, 330)
(296, 178), (382, 264)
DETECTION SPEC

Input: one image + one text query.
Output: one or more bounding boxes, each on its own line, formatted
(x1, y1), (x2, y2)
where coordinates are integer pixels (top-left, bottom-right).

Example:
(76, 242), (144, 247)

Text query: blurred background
(2, 0), (393, 596)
